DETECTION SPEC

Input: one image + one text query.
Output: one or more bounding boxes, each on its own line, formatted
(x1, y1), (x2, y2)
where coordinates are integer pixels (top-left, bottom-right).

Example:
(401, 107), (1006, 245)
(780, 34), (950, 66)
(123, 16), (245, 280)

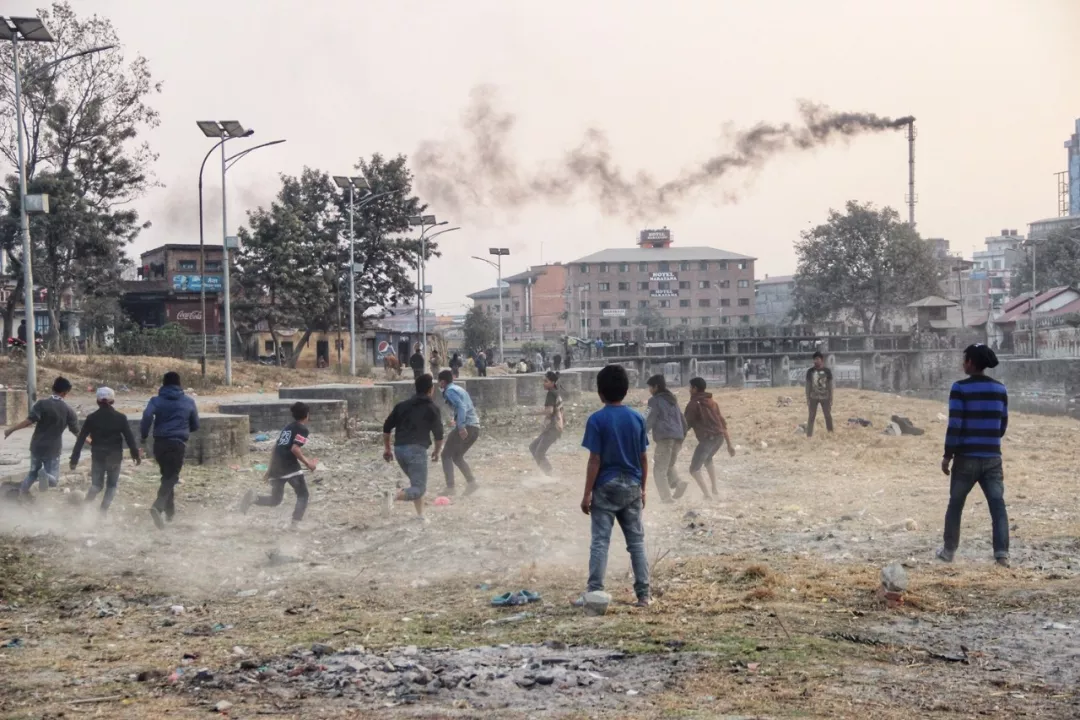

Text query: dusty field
(1, 386), (1079, 719)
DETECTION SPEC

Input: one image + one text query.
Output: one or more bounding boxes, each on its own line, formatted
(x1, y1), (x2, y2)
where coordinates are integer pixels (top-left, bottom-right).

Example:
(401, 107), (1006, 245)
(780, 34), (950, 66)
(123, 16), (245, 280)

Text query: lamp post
(334, 180), (406, 375)
(472, 249), (510, 363)
(2, 16), (113, 402)
(407, 215), (447, 367)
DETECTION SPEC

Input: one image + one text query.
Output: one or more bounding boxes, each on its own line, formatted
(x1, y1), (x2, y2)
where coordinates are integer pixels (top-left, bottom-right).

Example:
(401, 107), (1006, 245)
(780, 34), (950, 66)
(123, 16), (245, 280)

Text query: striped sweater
(944, 375), (1009, 458)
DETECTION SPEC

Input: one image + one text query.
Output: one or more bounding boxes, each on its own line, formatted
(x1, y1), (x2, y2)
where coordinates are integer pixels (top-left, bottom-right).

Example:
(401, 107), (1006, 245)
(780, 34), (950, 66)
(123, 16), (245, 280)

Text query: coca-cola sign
(175, 310), (203, 321)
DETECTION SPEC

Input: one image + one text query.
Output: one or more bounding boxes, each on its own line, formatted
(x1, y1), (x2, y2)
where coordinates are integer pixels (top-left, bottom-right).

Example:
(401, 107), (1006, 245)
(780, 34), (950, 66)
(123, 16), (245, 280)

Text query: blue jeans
(395, 444), (429, 500)
(21, 453), (60, 492)
(943, 456), (1009, 559)
(588, 475), (649, 599)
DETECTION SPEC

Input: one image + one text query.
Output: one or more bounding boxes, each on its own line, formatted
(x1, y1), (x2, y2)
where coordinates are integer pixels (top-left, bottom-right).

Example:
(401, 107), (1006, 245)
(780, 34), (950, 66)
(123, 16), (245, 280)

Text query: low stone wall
(218, 400), (347, 437)
(457, 376), (517, 410)
(0, 390), (28, 426)
(556, 371), (582, 400)
(375, 381), (417, 408)
(514, 373), (548, 406)
(129, 412), (249, 465)
(279, 384), (394, 420)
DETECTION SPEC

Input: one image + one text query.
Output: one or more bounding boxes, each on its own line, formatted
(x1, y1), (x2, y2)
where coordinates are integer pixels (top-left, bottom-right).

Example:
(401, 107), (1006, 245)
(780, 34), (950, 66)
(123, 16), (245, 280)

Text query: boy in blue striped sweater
(938, 344), (1010, 568)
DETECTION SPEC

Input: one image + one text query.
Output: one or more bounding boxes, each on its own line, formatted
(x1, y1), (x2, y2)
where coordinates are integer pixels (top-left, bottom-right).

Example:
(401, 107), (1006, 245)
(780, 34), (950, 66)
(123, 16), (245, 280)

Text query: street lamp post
(472, 249), (510, 363)
(407, 215), (447, 368)
(2, 16), (113, 403)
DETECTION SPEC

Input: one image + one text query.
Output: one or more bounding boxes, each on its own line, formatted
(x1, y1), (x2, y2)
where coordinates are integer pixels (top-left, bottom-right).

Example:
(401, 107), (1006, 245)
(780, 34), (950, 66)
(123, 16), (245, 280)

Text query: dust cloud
(414, 85), (913, 220)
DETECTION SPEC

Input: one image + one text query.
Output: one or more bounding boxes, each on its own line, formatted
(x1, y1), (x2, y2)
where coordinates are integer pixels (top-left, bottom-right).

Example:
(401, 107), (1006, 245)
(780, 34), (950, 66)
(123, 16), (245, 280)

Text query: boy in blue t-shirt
(576, 364), (651, 606)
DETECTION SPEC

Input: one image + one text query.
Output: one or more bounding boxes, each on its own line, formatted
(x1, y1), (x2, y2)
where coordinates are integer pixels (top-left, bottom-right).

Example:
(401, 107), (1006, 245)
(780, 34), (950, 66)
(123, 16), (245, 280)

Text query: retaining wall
(279, 384), (394, 419)
(129, 412), (249, 465)
(458, 376), (517, 410)
(0, 390), (28, 426)
(513, 373), (549, 406)
(218, 399), (347, 437)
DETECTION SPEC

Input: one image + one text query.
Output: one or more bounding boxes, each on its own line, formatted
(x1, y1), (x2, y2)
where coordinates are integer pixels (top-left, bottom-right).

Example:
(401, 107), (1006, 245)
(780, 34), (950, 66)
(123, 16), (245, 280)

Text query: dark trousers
(442, 425), (480, 488)
(256, 473), (309, 522)
(477, 365), (487, 377)
(943, 456), (1009, 559)
(85, 454), (122, 512)
(807, 399), (834, 436)
(529, 425), (562, 475)
(152, 438), (186, 519)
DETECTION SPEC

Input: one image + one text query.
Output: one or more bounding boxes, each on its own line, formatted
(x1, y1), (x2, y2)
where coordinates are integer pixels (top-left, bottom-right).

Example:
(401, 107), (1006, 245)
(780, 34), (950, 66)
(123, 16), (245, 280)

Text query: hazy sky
(12, 0), (1079, 315)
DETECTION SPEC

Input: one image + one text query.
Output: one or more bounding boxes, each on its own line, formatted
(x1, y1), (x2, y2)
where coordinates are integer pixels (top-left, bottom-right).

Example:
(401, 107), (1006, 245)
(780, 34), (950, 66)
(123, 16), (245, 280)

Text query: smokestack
(905, 118), (917, 229)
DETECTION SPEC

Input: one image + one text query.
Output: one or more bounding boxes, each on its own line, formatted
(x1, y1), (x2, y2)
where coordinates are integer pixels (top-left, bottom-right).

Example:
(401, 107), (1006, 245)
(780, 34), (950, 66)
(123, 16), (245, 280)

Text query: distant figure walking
(475, 351), (488, 377)
(409, 344), (425, 379)
(449, 352), (463, 378)
(805, 351), (834, 437)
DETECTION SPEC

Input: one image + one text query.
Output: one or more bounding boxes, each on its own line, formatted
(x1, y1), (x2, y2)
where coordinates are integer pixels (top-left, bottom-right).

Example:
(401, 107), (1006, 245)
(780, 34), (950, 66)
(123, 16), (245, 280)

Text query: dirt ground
(1, 385), (1079, 719)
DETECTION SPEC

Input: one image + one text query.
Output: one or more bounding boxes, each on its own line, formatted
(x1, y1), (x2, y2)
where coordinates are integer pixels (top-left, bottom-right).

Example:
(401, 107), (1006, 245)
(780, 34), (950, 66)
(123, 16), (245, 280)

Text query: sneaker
(149, 507), (166, 530)
(570, 594), (587, 608)
(412, 514), (430, 525)
(462, 483), (479, 497)
(239, 490), (255, 515)
(672, 482), (689, 500)
(635, 596), (653, 608)
(995, 557), (1010, 568)
(443, 485), (457, 497)
(935, 547), (954, 563)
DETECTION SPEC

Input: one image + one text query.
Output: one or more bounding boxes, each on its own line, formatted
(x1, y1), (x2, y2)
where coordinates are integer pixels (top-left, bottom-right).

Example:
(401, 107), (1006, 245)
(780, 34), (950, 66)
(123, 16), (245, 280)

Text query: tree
(0, 1), (159, 344)
(462, 306), (495, 356)
(634, 305), (666, 337)
(793, 201), (941, 333)
(1010, 229), (1080, 297)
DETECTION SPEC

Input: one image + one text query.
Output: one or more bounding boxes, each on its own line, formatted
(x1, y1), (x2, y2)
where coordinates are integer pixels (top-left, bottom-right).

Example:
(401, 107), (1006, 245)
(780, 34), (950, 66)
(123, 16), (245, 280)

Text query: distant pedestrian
(383, 374), (444, 521)
(805, 351), (834, 437)
(430, 349), (442, 377)
(449, 352), (463, 378)
(240, 402), (317, 529)
(565, 347), (573, 369)
(70, 387), (141, 516)
(552, 353), (562, 372)
(646, 374), (688, 503)
(684, 377), (735, 499)
(534, 350), (544, 372)
(475, 351), (488, 377)
(530, 371), (564, 476)
(140, 372), (200, 530)
(438, 370), (480, 496)
(938, 344), (1010, 568)
(409, 344), (425, 379)
(574, 364), (651, 608)
(6, 377), (80, 496)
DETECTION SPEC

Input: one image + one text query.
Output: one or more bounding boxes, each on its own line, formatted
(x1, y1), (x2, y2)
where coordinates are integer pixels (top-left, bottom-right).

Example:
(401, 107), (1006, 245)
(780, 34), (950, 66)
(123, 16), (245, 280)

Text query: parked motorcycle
(7, 336), (46, 362)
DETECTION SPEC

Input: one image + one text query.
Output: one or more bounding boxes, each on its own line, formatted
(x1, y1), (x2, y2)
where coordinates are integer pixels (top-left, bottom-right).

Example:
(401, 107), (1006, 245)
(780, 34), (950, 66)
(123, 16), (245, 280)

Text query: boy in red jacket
(684, 377), (735, 498)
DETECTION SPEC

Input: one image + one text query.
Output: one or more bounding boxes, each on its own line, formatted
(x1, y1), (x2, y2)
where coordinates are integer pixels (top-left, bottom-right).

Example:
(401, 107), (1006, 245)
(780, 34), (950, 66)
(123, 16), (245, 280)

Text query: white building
(972, 229), (1023, 311)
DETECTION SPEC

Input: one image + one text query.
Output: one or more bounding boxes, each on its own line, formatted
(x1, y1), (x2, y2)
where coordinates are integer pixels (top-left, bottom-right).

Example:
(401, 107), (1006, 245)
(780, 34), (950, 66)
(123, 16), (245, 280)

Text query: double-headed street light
(407, 215), (448, 367)
(472, 248), (510, 363)
(197, 121), (285, 384)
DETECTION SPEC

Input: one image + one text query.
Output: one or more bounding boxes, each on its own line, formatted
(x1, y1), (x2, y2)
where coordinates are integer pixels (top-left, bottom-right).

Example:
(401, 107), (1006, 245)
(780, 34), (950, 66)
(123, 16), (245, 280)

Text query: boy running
(383, 374), (443, 520)
(575, 364), (651, 607)
(240, 402), (317, 528)
(529, 371), (564, 476)
(140, 372), (199, 530)
(6, 377), (80, 496)
(646, 374), (689, 503)
(938, 344), (1011, 568)
(684, 377), (735, 499)
(437, 370), (480, 496)
(70, 387), (141, 515)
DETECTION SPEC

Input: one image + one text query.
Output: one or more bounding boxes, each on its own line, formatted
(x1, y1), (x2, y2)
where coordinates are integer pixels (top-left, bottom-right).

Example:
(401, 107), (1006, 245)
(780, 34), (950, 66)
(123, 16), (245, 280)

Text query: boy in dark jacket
(140, 372), (200, 529)
(646, 374), (689, 503)
(684, 377), (735, 499)
(6, 376), (81, 495)
(383, 374), (444, 521)
(240, 402), (318, 528)
(70, 387), (141, 515)
(409, 345), (426, 379)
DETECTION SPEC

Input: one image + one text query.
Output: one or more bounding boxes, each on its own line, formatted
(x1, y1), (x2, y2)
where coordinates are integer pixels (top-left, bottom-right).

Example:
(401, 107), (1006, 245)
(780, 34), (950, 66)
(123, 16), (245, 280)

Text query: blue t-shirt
(581, 404), (649, 487)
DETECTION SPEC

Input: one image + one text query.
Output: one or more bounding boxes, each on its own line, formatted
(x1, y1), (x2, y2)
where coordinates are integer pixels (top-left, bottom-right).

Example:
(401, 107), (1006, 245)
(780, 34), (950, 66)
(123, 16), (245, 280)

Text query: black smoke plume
(414, 85), (913, 219)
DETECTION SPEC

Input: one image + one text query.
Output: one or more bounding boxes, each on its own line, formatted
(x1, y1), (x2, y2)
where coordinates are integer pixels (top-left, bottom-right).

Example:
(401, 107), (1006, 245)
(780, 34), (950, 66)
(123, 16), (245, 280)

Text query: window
(638, 262), (648, 272)
(264, 340), (275, 352)
(638, 281), (650, 291)
(721, 316), (730, 325)
(580, 318), (589, 328)
(659, 300), (671, 308)
(658, 281), (670, 290)
(619, 263), (629, 272)
(698, 261), (708, 271)
(638, 300), (649, 309)
(738, 279), (750, 288)
(658, 262), (670, 272)
(698, 299), (711, 307)
(618, 300), (630, 309)
(598, 282), (610, 291)
(698, 280), (711, 289)
(514, 301), (521, 311)
(205, 261), (223, 272)
(737, 261), (748, 270)
(680, 261), (691, 271)
(619, 318), (629, 327)
(679, 281), (690, 290)
(598, 263), (609, 273)
(579, 301), (592, 310)
(701, 317), (712, 326)
(178, 260), (197, 271)
(579, 264), (590, 273)
(504, 304), (510, 312)
(600, 318), (611, 327)
(719, 280), (731, 289)
(679, 299), (690, 308)
(618, 281), (630, 291)
(738, 298), (751, 306)
(598, 300), (611, 310)
(581, 283), (591, 292)
(680, 317), (690, 325)
(718, 261), (728, 270)
(720, 298), (731, 307)
(740, 315), (751, 324)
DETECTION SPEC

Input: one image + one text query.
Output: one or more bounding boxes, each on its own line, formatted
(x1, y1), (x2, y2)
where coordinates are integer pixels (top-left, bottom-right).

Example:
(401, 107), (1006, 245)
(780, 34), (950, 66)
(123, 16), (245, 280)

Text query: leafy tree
(793, 201), (941, 333)
(1010, 229), (1080, 297)
(634, 305), (666, 336)
(462, 305), (495, 356)
(0, 1), (159, 344)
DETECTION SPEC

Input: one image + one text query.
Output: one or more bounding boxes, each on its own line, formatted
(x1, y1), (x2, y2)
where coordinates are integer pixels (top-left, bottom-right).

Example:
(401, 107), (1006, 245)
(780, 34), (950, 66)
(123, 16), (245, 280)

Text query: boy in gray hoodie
(646, 375), (689, 503)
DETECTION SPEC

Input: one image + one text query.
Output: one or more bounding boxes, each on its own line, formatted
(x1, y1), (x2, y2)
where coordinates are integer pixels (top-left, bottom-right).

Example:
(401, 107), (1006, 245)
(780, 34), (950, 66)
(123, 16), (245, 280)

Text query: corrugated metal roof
(467, 287), (503, 300)
(908, 295), (957, 308)
(568, 246), (755, 264)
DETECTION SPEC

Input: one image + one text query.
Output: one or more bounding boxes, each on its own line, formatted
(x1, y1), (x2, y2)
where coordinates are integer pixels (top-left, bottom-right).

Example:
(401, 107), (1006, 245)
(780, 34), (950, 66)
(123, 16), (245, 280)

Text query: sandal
(517, 590), (542, 603)
(491, 592), (528, 607)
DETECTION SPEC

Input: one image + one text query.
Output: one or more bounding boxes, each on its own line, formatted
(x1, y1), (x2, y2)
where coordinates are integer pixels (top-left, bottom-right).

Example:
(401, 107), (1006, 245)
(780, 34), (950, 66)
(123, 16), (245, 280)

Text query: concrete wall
(280, 384), (395, 420)
(992, 358), (1080, 416)
(556, 370), (582, 400)
(0, 390), (28, 426)
(218, 400), (347, 437)
(129, 412), (249, 465)
(457, 376), (517, 410)
(375, 381), (417, 408)
(514, 373), (549, 406)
